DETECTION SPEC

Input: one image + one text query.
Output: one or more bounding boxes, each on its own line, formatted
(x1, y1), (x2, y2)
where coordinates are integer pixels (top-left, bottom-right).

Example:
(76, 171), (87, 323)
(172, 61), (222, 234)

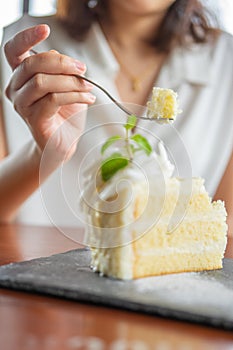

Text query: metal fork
(30, 49), (174, 122)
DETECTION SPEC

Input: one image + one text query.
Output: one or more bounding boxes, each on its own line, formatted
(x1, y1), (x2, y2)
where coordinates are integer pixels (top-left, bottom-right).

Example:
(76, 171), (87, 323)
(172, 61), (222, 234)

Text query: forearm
(0, 100), (8, 159)
(227, 215), (233, 237)
(0, 141), (44, 223)
(213, 151), (233, 237)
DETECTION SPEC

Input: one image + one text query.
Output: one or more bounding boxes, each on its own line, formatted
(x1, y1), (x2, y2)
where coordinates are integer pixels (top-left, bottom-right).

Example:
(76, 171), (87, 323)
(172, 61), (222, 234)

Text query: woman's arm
(213, 150), (233, 237)
(0, 99), (8, 159)
(0, 141), (41, 222)
(0, 24), (96, 223)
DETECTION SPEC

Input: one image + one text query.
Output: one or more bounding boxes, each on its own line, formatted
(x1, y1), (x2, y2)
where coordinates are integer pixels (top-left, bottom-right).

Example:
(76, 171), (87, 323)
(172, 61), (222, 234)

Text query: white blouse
(1, 14), (233, 229)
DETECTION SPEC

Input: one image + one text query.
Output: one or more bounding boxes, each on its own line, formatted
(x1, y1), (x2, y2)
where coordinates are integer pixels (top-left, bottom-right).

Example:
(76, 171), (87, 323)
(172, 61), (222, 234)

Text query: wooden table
(0, 224), (233, 350)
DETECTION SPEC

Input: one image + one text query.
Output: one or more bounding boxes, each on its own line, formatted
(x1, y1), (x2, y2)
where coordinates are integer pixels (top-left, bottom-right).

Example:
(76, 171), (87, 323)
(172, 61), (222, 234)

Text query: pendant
(132, 77), (141, 92)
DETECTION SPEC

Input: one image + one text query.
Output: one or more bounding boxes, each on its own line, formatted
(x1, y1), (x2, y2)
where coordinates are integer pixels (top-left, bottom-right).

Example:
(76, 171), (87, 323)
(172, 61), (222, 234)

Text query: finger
(9, 51), (87, 91)
(4, 24), (50, 70)
(36, 91), (97, 112)
(16, 92), (96, 120)
(9, 73), (94, 106)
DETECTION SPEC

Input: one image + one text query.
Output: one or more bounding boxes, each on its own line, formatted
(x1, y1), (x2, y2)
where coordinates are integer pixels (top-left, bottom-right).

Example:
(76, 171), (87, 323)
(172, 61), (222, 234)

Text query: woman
(0, 0), (232, 235)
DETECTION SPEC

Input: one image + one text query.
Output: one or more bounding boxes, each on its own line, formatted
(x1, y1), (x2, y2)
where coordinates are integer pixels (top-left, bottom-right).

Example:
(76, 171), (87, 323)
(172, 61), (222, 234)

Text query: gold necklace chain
(110, 45), (157, 92)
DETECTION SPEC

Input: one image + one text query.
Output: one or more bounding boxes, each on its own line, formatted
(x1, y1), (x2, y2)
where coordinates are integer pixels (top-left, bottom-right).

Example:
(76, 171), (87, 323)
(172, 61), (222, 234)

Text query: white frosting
(91, 243), (133, 279)
(80, 141), (174, 208)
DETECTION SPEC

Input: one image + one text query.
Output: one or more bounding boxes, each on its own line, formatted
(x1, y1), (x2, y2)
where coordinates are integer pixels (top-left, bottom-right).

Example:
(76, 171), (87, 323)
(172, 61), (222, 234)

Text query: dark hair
(56, 0), (220, 52)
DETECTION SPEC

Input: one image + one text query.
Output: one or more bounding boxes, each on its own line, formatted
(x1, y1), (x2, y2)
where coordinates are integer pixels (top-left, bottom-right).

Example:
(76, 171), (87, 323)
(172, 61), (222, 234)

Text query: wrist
(28, 141), (43, 169)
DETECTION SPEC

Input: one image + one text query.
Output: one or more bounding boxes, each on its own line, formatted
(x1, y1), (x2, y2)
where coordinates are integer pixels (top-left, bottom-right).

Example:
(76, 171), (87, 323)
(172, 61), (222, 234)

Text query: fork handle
(75, 74), (132, 116)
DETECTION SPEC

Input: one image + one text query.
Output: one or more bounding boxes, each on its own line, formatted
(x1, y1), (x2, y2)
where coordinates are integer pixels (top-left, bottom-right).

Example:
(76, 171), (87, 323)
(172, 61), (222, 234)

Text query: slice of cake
(80, 87), (227, 280)
(82, 148), (227, 280)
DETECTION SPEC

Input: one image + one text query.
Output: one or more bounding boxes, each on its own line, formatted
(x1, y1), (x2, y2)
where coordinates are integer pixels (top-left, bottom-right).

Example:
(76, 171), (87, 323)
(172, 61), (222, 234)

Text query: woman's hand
(4, 24), (96, 161)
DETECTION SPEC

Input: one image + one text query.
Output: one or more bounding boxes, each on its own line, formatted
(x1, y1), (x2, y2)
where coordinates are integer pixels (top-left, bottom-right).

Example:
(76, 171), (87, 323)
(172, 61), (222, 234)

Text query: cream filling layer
(136, 240), (227, 256)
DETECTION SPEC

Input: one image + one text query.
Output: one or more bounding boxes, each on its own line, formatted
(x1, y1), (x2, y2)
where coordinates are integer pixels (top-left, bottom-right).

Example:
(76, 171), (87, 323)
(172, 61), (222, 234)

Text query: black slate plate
(0, 249), (233, 330)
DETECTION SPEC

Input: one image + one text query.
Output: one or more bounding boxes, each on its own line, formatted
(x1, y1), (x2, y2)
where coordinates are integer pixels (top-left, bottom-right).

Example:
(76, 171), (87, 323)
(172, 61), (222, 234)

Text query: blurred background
(0, 0), (233, 43)
(0, 0), (56, 43)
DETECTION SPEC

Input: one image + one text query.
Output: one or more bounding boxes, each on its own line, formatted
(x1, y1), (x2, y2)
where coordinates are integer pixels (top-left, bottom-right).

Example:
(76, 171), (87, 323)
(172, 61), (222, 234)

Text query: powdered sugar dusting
(132, 270), (233, 319)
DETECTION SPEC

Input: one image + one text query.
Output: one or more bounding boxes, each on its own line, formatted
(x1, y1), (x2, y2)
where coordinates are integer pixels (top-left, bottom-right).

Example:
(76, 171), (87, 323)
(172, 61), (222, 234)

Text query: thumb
(4, 24), (50, 70)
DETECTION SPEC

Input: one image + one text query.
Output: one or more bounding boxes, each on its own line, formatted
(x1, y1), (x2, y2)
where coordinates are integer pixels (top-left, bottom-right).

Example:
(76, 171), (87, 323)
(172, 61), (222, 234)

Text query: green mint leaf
(101, 152), (129, 182)
(124, 114), (137, 130)
(130, 134), (152, 156)
(101, 135), (122, 154)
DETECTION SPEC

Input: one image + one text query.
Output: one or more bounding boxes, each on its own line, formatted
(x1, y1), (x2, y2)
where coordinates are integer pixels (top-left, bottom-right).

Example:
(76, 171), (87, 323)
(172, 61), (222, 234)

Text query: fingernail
(75, 60), (86, 72)
(49, 49), (59, 54)
(35, 24), (50, 37)
(84, 80), (94, 88)
(87, 93), (96, 102)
